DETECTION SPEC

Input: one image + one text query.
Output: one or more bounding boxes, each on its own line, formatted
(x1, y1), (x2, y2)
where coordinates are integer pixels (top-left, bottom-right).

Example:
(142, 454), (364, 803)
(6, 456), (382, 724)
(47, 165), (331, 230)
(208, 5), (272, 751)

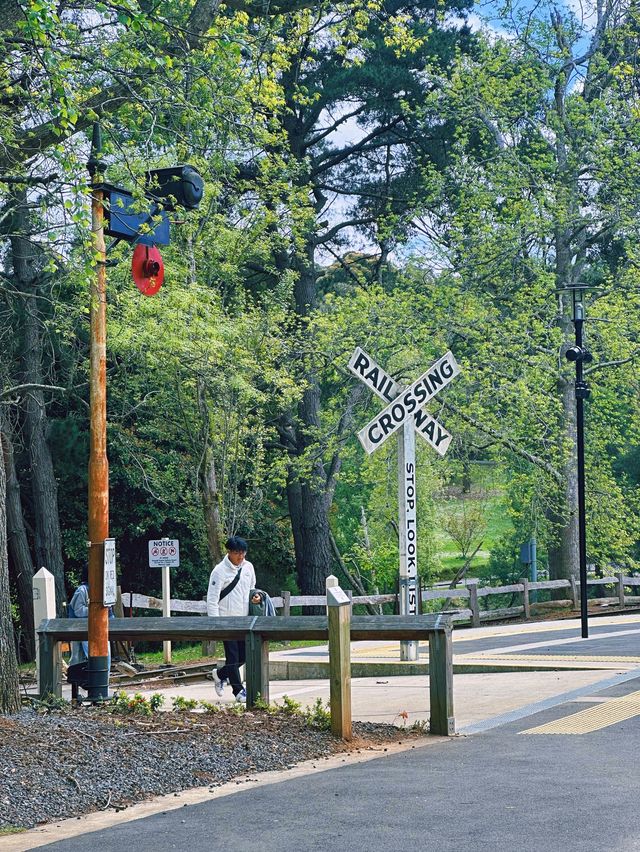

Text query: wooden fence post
(281, 590), (291, 618)
(327, 585), (352, 741)
(428, 622), (454, 736)
(201, 596), (216, 657)
(468, 581), (480, 628)
(570, 576), (579, 609)
(520, 578), (530, 620)
(280, 590), (291, 645)
(345, 589), (353, 615)
(245, 631), (269, 708)
(38, 627), (62, 699)
(617, 572), (626, 608)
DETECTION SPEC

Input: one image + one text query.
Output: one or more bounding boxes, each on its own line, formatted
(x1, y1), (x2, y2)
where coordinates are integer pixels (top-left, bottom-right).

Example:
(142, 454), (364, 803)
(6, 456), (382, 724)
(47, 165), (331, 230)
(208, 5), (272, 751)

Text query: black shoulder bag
(219, 567), (243, 601)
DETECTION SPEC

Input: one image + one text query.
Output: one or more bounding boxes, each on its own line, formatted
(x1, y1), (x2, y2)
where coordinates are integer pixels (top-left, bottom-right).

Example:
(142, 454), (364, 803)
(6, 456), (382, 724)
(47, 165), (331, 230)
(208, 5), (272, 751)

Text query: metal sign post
(349, 347), (460, 661)
(149, 538), (180, 664)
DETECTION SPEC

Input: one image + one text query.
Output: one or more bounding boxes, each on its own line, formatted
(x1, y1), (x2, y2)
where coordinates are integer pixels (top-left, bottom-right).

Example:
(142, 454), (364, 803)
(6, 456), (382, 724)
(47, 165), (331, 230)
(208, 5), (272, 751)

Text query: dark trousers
(217, 640), (245, 695)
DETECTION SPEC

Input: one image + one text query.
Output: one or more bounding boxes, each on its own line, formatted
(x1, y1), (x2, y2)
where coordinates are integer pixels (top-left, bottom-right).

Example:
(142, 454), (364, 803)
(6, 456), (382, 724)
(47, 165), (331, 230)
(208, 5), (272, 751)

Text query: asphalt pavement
(7, 613), (640, 852)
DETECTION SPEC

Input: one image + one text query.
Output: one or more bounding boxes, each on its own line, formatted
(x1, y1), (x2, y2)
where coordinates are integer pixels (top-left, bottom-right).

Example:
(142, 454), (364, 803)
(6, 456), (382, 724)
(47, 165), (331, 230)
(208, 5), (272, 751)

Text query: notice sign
(148, 538), (180, 569)
(103, 538), (117, 606)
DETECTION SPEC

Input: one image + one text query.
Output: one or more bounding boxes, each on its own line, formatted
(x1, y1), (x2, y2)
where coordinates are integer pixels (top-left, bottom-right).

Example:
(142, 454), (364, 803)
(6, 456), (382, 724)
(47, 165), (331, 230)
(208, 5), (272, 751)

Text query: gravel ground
(0, 704), (420, 831)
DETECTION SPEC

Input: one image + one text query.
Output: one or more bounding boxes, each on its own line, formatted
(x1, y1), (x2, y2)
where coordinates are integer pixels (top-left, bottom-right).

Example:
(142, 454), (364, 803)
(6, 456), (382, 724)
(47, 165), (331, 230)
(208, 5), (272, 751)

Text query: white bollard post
(326, 575), (338, 615)
(162, 564), (172, 664)
(33, 567), (57, 695)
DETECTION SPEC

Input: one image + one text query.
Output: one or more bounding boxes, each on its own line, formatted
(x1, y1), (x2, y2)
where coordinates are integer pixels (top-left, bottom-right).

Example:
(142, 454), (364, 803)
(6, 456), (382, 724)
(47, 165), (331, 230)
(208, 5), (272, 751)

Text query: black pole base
(87, 655), (110, 702)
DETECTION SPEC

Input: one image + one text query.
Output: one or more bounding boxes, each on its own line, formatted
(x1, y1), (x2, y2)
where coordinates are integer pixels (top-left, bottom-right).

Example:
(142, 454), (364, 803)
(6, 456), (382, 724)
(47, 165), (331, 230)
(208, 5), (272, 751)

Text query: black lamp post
(565, 287), (592, 639)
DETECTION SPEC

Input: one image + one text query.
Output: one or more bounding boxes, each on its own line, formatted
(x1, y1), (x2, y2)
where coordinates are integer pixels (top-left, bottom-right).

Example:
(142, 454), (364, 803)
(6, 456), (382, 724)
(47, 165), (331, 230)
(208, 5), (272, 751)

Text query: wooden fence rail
(37, 612), (455, 738)
(122, 573), (640, 628)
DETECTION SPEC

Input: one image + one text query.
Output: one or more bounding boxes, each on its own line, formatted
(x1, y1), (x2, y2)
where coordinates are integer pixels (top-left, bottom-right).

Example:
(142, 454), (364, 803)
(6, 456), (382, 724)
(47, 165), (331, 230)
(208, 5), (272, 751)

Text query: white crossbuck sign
(349, 347), (460, 455)
(348, 346), (460, 661)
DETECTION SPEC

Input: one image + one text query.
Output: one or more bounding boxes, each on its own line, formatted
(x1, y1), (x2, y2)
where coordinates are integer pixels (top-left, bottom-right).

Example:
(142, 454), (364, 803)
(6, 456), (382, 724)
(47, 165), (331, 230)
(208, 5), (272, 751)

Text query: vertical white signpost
(148, 538), (180, 664)
(103, 538), (117, 607)
(349, 347), (459, 661)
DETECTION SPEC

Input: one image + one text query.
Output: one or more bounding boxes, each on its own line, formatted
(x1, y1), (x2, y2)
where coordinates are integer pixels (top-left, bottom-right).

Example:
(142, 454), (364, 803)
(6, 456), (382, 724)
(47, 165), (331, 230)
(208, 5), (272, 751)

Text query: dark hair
(226, 536), (248, 553)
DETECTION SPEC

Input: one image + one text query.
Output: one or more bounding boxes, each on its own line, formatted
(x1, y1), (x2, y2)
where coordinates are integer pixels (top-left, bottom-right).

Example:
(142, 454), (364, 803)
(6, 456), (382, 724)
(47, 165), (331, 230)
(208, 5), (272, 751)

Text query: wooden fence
(121, 572), (640, 628)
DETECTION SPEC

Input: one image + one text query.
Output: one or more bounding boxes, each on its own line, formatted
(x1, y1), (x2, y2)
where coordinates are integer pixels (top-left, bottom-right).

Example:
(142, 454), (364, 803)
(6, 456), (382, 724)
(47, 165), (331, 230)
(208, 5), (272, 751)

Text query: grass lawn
(434, 464), (513, 583)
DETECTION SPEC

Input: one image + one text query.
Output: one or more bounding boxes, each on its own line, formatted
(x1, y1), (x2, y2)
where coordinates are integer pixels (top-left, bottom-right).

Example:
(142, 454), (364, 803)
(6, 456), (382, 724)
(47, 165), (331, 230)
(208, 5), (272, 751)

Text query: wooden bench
(37, 613), (454, 735)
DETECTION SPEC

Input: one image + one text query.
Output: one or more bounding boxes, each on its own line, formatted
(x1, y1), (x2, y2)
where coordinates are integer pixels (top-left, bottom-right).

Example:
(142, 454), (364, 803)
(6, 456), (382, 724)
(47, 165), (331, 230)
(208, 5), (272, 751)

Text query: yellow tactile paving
(457, 654), (640, 664)
(521, 690), (640, 735)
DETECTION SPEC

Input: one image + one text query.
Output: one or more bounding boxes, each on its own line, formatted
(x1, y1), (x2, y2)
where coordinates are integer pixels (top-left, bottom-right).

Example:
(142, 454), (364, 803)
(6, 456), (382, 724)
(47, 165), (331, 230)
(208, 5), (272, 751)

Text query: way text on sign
(348, 348), (453, 456)
(355, 350), (459, 455)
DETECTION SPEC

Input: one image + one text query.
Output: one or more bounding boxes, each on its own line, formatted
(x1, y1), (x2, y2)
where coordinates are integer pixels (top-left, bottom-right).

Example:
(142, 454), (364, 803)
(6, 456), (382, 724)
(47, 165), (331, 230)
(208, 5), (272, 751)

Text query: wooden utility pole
(86, 122), (110, 700)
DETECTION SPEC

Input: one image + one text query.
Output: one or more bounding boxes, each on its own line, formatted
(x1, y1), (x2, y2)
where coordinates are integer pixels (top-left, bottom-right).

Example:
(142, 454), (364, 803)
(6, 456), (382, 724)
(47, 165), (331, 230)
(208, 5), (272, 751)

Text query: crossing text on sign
(357, 350), (459, 454)
(348, 347), (453, 456)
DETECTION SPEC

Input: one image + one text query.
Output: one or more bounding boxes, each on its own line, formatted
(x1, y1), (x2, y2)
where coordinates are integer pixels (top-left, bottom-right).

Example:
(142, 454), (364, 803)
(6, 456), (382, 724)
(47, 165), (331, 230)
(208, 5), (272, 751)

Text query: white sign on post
(149, 538), (179, 665)
(148, 539), (180, 568)
(103, 538), (117, 606)
(349, 346), (460, 661)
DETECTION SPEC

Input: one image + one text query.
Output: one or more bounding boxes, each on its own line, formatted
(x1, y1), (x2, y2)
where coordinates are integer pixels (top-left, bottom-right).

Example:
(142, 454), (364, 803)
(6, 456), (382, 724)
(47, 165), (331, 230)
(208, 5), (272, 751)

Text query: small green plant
(410, 719), (429, 734)
(32, 693), (70, 712)
(280, 694), (302, 715)
(149, 693), (165, 711)
(225, 701), (245, 716)
(303, 698), (331, 731)
(0, 825), (26, 836)
(252, 696), (279, 714)
(111, 690), (157, 715)
(172, 696), (199, 711)
(198, 699), (220, 713)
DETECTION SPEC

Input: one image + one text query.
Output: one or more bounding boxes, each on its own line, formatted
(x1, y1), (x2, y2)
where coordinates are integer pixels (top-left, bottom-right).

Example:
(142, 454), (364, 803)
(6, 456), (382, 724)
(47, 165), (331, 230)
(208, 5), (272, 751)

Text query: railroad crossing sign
(348, 347), (460, 661)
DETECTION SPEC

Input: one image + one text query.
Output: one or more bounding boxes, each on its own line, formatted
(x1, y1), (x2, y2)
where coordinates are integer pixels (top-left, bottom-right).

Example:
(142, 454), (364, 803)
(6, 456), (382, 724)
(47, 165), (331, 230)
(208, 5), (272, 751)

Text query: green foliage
(303, 697), (332, 731)
(171, 696), (199, 711)
(279, 694), (302, 715)
(31, 693), (70, 713)
(110, 691), (163, 715)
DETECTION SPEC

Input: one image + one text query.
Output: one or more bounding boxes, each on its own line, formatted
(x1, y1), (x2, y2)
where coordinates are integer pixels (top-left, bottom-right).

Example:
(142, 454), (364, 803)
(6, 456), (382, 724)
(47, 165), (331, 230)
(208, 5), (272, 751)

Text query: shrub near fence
(121, 572), (640, 629)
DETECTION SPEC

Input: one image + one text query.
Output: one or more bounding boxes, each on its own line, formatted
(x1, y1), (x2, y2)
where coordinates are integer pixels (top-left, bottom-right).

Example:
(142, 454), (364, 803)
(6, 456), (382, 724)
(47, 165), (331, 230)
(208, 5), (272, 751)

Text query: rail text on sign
(356, 350), (460, 455)
(348, 347), (453, 456)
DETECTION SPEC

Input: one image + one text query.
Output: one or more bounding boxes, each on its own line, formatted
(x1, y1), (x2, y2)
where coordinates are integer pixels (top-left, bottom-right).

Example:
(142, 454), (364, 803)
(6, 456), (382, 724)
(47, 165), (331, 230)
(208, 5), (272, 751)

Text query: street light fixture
(565, 287), (592, 639)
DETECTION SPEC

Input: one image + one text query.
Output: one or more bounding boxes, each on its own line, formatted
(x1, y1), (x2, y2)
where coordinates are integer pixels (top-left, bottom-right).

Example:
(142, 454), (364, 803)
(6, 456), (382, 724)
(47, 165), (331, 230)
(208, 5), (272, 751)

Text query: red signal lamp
(132, 244), (164, 296)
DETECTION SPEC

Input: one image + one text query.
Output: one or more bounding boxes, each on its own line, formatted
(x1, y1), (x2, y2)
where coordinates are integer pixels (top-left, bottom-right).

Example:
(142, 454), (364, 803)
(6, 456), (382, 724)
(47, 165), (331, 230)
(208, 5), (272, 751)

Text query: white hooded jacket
(206, 555), (256, 617)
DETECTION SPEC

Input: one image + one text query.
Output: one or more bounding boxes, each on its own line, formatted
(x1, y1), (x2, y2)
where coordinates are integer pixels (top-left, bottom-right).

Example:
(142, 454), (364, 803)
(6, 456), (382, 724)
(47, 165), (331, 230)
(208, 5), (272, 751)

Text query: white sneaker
(212, 669), (226, 697)
(235, 688), (247, 703)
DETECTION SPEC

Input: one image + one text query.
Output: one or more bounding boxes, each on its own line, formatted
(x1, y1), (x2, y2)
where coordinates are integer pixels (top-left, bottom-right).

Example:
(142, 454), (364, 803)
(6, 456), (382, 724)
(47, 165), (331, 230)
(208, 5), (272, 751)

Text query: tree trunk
(0, 436), (21, 714)
(547, 379), (580, 584)
(1, 416), (35, 660)
(10, 205), (66, 614)
(284, 250), (336, 604)
(286, 475), (333, 598)
(196, 376), (224, 566)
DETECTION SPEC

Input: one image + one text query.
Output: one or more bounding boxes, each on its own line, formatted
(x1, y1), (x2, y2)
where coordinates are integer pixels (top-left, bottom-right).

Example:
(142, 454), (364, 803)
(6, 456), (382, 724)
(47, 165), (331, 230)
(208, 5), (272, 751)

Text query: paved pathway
(7, 613), (640, 851)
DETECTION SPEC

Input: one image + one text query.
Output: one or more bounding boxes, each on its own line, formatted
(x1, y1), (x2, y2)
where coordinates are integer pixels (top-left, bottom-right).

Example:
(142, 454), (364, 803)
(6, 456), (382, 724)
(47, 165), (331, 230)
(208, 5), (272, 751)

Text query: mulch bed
(0, 705), (422, 831)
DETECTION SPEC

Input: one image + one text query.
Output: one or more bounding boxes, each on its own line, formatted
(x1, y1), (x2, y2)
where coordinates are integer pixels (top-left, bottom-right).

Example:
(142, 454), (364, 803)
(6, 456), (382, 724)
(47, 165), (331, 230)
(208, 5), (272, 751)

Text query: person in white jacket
(207, 536), (256, 701)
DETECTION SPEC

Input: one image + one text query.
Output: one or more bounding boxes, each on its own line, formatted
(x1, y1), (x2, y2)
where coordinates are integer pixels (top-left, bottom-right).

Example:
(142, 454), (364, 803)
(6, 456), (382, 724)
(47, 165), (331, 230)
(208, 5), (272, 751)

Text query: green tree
(409, 0), (640, 579)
